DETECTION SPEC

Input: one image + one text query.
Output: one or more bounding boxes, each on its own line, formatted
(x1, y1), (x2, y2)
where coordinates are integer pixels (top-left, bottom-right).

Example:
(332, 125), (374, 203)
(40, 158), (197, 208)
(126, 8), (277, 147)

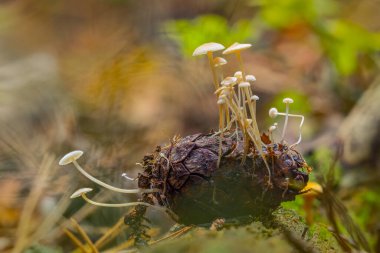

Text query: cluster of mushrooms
(192, 42), (305, 174)
(58, 42), (318, 221)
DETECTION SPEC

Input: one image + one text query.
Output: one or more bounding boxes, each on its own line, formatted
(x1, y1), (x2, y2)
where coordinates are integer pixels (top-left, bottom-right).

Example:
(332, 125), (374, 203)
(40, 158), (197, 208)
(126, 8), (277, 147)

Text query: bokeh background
(0, 0), (379, 252)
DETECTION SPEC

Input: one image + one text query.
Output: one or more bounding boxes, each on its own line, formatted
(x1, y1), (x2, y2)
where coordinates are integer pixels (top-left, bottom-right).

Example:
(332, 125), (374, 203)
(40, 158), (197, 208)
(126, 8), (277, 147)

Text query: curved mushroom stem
(72, 161), (158, 194)
(81, 193), (159, 208)
(290, 114), (304, 148)
(81, 193), (179, 221)
(275, 112), (304, 147)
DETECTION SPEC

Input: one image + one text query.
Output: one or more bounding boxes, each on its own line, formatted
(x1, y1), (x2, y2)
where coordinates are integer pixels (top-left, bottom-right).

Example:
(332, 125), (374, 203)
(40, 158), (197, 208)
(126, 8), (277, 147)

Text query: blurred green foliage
(270, 90), (311, 115)
(164, 15), (254, 57)
(256, 0), (338, 27)
(257, 0), (380, 75)
(166, 0), (380, 75)
(320, 20), (380, 75)
(349, 186), (380, 247)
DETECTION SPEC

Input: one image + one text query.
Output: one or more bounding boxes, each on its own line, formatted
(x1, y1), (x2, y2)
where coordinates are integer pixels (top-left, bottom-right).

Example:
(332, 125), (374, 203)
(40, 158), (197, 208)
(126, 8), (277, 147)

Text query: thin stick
(63, 228), (89, 253)
(71, 218), (99, 253)
(149, 226), (193, 245)
(94, 217), (125, 249)
(12, 155), (53, 253)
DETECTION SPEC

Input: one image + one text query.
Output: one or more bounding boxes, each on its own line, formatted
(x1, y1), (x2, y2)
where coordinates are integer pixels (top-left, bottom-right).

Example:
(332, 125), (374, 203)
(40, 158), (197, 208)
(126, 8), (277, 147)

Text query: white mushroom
(213, 57), (227, 67)
(59, 151), (158, 194)
(221, 76), (237, 86)
(193, 42), (225, 90)
(70, 188), (93, 199)
(59, 150), (83, 166)
(245, 75), (256, 82)
(223, 43), (252, 77)
(268, 107), (305, 147)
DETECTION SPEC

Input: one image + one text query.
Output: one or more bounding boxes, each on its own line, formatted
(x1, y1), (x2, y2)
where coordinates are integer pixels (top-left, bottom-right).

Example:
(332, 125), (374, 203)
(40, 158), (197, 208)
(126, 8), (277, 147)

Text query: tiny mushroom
(70, 188), (93, 199)
(234, 71), (243, 82)
(269, 125), (277, 143)
(213, 57), (227, 67)
(268, 107), (305, 146)
(269, 107), (279, 118)
(245, 75), (256, 82)
(221, 76), (238, 88)
(193, 42), (225, 90)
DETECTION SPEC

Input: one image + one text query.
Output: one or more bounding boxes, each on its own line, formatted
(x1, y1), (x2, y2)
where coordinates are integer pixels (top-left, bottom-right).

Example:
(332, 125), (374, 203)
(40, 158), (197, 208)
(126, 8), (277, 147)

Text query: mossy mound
(143, 208), (341, 253)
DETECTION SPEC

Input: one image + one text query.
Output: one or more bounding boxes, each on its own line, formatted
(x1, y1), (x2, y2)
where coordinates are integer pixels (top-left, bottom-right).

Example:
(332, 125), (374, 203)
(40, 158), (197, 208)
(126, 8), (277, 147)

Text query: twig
(71, 218), (99, 253)
(63, 228), (89, 253)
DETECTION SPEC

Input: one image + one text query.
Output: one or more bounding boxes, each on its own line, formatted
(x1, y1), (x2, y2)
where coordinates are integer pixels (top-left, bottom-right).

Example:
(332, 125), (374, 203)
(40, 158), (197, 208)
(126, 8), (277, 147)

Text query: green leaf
(164, 15), (255, 57)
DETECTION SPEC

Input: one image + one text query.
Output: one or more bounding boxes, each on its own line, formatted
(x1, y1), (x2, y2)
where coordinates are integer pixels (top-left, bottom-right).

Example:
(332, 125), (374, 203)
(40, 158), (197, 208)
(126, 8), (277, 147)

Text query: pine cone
(138, 131), (309, 225)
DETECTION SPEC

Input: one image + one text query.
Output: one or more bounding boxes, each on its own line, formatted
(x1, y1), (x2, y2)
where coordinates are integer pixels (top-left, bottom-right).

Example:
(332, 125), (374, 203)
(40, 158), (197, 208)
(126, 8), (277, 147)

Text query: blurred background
(0, 0), (379, 252)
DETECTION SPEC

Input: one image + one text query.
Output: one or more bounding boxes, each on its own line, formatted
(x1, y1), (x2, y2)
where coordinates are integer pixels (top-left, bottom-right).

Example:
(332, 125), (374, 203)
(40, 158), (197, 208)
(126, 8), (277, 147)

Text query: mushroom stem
(225, 104), (230, 127)
(218, 103), (225, 131)
(81, 193), (158, 208)
(236, 52), (245, 78)
(303, 196), (315, 225)
(207, 51), (219, 90)
(281, 103), (290, 140)
(81, 193), (179, 220)
(275, 112), (304, 147)
(72, 161), (158, 194)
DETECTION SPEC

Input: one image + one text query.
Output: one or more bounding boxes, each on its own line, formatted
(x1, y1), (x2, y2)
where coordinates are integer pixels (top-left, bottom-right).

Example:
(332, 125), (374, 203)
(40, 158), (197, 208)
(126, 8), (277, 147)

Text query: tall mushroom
(193, 42), (225, 90)
(223, 42), (252, 78)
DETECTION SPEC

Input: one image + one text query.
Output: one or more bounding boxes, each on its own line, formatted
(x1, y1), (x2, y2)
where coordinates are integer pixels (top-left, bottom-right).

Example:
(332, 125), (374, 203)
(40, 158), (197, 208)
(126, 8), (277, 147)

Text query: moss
(144, 208), (341, 253)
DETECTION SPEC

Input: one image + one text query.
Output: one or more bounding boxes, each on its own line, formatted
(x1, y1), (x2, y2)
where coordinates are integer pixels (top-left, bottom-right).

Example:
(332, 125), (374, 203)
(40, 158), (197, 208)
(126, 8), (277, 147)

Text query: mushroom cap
(269, 108), (278, 118)
(283, 97), (294, 104)
(234, 71), (243, 79)
(301, 181), (323, 197)
(221, 76), (237, 86)
(223, 42), (252, 55)
(245, 75), (256, 82)
(192, 42), (225, 56)
(213, 57), (227, 67)
(251, 95), (259, 101)
(238, 82), (250, 88)
(217, 98), (226, 105)
(70, 188), (93, 199)
(269, 125), (277, 132)
(59, 150), (84, 165)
